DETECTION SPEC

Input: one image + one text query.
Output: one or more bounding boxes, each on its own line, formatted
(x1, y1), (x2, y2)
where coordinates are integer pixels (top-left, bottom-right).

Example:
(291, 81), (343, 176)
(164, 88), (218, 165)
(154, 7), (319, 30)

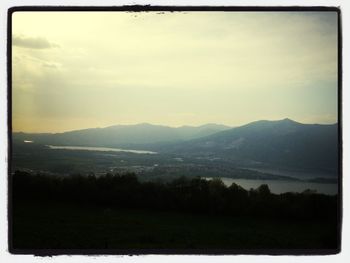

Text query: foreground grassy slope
(13, 200), (337, 250)
(10, 171), (339, 252)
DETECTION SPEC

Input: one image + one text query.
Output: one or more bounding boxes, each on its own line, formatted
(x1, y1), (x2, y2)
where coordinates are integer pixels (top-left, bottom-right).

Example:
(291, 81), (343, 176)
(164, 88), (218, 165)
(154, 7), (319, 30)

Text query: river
(46, 145), (157, 154)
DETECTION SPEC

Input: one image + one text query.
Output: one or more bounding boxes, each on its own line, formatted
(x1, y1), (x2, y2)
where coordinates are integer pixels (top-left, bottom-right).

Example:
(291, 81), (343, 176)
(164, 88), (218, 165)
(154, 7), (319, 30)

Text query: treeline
(12, 171), (338, 221)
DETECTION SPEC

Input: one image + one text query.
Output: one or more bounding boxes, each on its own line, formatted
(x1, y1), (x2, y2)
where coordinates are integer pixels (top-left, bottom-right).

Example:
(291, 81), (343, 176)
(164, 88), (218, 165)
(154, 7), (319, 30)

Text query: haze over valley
(12, 118), (339, 194)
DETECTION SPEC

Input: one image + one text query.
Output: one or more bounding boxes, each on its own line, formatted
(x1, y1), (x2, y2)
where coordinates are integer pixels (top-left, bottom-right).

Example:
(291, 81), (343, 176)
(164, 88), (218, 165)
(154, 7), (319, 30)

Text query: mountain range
(12, 118), (339, 174)
(161, 118), (339, 173)
(12, 123), (230, 146)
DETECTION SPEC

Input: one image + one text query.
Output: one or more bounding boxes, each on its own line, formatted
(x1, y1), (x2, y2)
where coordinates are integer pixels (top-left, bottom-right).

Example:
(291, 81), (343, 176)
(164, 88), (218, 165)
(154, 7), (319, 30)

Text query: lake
(243, 167), (337, 180)
(204, 177), (338, 195)
(47, 145), (157, 154)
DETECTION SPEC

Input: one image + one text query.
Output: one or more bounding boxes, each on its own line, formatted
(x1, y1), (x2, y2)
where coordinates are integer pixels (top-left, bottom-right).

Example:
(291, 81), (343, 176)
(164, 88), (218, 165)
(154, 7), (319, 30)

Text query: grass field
(11, 200), (337, 251)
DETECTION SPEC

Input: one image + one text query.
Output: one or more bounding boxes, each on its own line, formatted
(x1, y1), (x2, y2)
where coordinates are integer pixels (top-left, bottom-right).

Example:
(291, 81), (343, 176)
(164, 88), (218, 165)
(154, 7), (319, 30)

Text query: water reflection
(47, 145), (157, 154)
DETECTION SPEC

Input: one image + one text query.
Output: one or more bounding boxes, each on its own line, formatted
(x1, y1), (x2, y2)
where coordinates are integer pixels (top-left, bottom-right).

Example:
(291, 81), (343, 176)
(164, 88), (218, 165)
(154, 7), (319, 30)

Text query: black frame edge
(6, 5), (343, 256)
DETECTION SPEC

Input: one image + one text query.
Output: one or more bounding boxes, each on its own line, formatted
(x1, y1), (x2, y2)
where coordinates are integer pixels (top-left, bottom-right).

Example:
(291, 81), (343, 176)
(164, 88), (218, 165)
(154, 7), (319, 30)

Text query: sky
(12, 11), (338, 133)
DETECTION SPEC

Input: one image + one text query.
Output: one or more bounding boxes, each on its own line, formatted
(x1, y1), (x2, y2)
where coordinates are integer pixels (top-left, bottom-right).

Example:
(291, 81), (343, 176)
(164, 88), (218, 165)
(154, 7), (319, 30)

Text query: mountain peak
(280, 118), (298, 123)
(198, 123), (231, 129)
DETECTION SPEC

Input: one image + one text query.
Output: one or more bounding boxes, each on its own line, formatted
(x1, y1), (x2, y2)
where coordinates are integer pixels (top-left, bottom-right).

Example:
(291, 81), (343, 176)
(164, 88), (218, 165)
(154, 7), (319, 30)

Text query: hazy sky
(12, 11), (338, 133)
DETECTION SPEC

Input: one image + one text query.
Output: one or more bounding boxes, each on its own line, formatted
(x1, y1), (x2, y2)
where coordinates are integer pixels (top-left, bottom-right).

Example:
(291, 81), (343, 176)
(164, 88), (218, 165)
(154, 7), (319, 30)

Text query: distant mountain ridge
(13, 123), (231, 147)
(163, 118), (338, 174)
(12, 119), (339, 174)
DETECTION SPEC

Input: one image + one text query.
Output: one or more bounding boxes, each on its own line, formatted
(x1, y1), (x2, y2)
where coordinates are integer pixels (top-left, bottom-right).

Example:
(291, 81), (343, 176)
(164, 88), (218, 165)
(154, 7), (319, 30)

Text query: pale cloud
(13, 35), (59, 49)
(11, 11), (338, 132)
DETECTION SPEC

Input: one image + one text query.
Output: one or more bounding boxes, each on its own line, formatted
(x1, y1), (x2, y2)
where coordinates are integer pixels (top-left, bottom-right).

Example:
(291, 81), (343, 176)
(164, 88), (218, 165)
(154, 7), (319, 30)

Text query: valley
(11, 118), (339, 195)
